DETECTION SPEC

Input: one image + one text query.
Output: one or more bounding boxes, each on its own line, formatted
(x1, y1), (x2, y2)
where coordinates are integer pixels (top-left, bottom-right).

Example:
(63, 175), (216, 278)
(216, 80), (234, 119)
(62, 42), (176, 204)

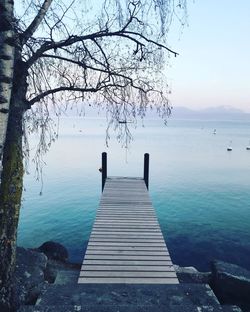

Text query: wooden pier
(78, 154), (178, 284)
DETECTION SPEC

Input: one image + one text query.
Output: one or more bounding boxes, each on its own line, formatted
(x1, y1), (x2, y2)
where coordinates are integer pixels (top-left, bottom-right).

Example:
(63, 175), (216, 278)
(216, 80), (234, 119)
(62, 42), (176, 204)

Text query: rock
(174, 265), (211, 284)
(44, 259), (79, 284)
(38, 241), (68, 262)
(54, 269), (79, 285)
(14, 247), (48, 305)
(24, 282), (48, 306)
(211, 260), (250, 305)
(14, 245), (79, 308)
(221, 305), (244, 312)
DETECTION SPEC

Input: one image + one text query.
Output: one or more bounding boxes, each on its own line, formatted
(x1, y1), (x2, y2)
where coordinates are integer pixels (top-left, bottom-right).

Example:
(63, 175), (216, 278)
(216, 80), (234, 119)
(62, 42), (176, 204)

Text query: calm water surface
(18, 117), (250, 271)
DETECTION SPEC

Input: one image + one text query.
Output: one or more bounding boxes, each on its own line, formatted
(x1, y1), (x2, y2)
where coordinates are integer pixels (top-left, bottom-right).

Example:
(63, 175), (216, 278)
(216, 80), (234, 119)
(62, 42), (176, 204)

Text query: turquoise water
(17, 117), (250, 271)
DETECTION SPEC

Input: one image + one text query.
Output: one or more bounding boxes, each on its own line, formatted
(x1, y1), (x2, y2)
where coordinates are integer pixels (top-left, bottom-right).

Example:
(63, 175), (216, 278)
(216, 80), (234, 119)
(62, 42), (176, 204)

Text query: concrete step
(17, 283), (242, 312)
(36, 283), (219, 306)
(18, 304), (242, 312)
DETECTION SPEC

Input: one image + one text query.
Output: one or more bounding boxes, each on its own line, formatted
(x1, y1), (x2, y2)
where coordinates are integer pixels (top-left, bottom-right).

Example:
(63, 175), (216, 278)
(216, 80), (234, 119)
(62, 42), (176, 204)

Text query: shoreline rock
(15, 247), (48, 305)
(174, 265), (211, 284)
(13, 242), (250, 312)
(211, 260), (250, 310)
(14, 243), (80, 307)
(37, 241), (69, 263)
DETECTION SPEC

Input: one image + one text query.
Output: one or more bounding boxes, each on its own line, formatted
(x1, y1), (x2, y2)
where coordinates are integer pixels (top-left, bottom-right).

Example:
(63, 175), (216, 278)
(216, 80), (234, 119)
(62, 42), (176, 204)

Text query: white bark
(0, 0), (15, 176)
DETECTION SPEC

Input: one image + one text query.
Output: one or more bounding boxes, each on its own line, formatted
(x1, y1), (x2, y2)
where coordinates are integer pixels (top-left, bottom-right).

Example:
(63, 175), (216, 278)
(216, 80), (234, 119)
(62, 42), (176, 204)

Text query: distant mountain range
(170, 106), (250, 120)
(60, 104), (250, 120)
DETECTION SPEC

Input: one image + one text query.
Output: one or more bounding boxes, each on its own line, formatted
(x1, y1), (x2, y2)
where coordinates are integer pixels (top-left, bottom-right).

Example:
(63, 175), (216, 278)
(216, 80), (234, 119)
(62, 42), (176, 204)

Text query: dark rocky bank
(13, 241), (250, 312)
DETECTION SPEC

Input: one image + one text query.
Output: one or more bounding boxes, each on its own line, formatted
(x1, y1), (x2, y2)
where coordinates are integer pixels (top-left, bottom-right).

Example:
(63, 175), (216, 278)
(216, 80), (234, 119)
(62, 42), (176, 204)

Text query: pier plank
(88, 241), (166, 245)
(79, 271), (177, 278)
(82, 260), (173, 265)
(81, 265), (175, 271)
(87, 246), (168, 251)
(78, 277), (178, 284)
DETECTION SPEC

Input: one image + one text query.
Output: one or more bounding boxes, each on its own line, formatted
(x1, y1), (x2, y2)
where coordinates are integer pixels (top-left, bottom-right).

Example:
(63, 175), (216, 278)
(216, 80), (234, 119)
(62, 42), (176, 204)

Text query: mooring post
(144, 153), (149, 189)
(102, 152), (107, 192)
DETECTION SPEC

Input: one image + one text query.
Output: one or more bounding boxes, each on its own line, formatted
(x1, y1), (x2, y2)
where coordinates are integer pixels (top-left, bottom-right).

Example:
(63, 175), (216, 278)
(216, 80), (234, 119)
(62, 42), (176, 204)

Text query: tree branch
(123, 30), (178, 56)
(26, 29), (178, 68)
(21, 0), (53, 45)
(27, 76), (151, 106)
(28, 85), (116, 106)
(40, 53), (135, 85)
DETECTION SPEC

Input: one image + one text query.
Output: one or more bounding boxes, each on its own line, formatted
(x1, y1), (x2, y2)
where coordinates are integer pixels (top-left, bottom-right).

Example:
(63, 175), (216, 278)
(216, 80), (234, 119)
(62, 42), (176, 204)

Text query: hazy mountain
(170, 105), (250, 120)
(56, 104), (250, 120)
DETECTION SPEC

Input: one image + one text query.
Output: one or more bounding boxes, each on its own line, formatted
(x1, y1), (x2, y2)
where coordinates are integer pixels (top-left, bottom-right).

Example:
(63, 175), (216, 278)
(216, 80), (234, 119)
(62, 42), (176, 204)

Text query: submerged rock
(37, 241), (68, 262)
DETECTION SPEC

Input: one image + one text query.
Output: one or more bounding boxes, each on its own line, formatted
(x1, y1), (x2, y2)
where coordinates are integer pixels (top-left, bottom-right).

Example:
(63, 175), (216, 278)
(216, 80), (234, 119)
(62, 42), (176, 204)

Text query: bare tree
(0, 0), (186, 309)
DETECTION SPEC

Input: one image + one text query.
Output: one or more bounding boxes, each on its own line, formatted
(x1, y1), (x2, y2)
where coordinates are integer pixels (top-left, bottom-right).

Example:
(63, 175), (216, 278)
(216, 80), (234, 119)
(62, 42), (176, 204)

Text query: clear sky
(167, 0), (250, 112)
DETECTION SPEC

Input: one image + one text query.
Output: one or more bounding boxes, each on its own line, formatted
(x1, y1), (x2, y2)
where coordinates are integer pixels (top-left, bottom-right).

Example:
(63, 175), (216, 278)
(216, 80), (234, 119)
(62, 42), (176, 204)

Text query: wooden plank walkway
(78, 177), (179, 284)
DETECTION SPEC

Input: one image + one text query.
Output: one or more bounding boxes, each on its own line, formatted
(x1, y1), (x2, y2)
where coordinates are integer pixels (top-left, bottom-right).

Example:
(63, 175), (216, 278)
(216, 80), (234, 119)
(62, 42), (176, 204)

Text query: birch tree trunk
(0, 1), (23, 310)
(0, 0), (15, 170)
(0, 105), (24, 312)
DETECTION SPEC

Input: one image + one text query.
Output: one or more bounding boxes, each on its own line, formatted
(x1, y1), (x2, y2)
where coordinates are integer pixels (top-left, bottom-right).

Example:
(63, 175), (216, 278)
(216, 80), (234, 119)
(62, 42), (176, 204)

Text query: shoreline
(13, 242), (250, 312)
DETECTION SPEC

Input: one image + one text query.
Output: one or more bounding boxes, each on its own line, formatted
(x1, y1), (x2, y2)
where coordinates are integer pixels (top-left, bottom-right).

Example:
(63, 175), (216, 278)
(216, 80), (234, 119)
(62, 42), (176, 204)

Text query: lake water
(17, 117), (250, 271)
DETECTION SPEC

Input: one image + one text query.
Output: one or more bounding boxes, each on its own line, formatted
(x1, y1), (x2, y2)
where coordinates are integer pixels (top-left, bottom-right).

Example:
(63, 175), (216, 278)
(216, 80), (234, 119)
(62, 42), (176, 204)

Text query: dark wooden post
(102, 152), (107, 192)
(144, 153), (149, 189)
